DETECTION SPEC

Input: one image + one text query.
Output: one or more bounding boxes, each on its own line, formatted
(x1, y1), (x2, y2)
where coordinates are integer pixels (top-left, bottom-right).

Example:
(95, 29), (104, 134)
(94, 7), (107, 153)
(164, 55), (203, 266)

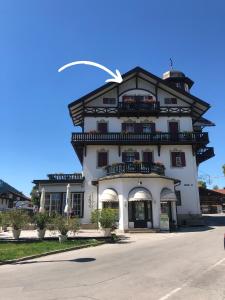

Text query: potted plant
(34, 212), (50, 239)
(52, 214), (80, 242)
(91, 208), (118, 237)
(1, 209), (30, 239)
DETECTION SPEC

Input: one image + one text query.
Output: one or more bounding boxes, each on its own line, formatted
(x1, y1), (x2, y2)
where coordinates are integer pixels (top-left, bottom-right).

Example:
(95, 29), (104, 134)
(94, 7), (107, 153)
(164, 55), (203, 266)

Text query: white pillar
(49, 194), (52, 216)
(152, 197), (161, 229)
(171, 201), (177, 224)
(118, 194), (124, 231)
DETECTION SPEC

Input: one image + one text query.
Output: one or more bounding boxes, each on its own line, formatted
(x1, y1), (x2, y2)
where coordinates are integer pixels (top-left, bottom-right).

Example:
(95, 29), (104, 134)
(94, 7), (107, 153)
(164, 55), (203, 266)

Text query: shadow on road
(14, 257), (96, 265)
(202, 214), (225, 227)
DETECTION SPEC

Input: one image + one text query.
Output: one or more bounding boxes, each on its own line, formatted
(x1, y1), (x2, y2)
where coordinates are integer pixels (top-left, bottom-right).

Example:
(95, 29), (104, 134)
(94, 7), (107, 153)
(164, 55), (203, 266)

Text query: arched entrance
(160, 188), (177, 229)
(128, 187), (153, 228)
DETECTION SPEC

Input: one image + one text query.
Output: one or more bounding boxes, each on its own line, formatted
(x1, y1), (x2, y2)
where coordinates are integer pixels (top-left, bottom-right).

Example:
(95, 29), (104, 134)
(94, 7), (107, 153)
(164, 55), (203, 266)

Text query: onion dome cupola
(162, 70), (194, 92)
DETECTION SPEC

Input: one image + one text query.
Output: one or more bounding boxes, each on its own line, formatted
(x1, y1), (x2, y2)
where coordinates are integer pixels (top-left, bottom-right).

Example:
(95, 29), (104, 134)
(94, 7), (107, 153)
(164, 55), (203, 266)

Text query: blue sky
(0, 0), (225, 195)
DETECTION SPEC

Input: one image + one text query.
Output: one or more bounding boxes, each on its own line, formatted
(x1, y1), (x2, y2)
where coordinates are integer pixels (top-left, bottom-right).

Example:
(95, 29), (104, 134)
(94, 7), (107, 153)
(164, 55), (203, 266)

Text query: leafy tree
(198, 181), (207, 189)
(213, 185), (219, 190)
(30, 186), (40, 206)
(222, 164), (225, 176)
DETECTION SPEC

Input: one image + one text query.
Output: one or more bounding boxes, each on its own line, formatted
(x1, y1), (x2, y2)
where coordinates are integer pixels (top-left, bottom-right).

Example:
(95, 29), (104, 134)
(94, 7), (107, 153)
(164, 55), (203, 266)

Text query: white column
(49, 194), (52, 216)
(118, 195), (124, 231)
(152, 197), (161, 228)
(171, 201), (177, 224)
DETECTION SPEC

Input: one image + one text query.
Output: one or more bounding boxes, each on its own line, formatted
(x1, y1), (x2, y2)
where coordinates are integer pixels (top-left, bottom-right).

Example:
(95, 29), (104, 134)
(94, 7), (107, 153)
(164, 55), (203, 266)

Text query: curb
(0, 241), (106, 265)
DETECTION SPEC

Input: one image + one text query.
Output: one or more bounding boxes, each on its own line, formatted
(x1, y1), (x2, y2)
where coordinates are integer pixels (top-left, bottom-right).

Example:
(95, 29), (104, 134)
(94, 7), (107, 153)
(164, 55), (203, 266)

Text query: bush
(1, 209), (30, 230)
(33, 212), (50, 230)
(51, 214), (80, 236)
(91, 208), (118, 229)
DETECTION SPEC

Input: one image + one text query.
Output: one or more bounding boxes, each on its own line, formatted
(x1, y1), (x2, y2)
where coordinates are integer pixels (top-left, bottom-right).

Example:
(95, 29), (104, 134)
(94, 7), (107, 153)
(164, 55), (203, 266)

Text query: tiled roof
(213, 189), (225, 195)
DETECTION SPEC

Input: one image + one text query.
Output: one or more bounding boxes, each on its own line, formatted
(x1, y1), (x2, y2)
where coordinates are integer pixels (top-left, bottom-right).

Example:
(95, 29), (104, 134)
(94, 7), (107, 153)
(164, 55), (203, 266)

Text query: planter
(37, 228), (46, 239)
(59, 234), (67, 243)
(103, 228), (111, 237)
(12, 229), (21, 239)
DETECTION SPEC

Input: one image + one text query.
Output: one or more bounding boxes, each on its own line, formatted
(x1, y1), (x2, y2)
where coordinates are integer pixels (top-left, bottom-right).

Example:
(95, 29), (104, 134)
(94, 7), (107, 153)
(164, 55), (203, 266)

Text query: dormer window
(164, 97), (177, 104)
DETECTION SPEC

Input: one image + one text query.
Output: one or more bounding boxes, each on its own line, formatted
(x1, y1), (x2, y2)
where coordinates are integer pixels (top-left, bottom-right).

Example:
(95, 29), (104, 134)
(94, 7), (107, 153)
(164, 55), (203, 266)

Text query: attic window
(103, 98), (116, 105)
(164, 97), (177, 104)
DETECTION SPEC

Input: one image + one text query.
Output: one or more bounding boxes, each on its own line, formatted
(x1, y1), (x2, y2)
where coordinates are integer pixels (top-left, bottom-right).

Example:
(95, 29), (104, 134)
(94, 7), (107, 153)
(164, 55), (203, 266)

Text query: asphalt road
(0, 214), (225, 300)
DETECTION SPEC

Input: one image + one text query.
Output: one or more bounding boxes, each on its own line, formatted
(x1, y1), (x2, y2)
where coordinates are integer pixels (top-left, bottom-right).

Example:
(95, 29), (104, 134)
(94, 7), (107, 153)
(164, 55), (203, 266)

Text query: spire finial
(169, 58), (173, 70)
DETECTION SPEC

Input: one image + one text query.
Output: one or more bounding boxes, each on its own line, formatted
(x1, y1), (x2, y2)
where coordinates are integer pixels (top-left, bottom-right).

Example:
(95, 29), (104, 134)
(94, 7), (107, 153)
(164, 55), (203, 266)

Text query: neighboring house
(33, 66), (215, 230)
(0, 179), (31, 211)
(199, 187), (225, 213)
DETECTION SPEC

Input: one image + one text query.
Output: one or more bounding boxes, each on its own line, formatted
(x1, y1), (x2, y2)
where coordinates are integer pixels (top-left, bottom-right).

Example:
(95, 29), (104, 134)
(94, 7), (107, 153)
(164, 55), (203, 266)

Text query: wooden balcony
(196, 147), (215, 164)
(71, 132), (209, 146)
(105, 162), (165, 176)
(83, 104), (192, 117)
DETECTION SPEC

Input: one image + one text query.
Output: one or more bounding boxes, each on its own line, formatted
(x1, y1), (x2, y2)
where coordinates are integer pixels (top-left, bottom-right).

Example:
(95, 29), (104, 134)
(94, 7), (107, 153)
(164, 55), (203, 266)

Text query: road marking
(158, 257), (225, 300)
(158, 285), (187, 300)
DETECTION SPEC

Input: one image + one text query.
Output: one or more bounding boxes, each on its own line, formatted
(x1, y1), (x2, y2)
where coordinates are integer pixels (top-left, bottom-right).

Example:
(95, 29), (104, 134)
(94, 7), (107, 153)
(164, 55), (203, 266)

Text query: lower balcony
(105, 162), (165, 176)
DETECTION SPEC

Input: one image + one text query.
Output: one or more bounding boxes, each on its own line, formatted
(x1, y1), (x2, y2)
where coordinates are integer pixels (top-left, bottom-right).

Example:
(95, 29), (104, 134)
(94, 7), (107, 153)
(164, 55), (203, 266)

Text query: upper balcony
(71, 132), (209, 146)
(105, 162), (165, 176)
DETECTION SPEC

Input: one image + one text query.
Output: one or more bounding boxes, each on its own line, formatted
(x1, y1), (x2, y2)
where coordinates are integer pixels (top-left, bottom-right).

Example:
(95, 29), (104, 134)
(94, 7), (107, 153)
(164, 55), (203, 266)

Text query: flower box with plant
(51, 214), (80, 242)
(133, 160), (141, 164)
(34, 212), (50, 239)
(1, 209), (30, 239)
(91, 208), (118, 237)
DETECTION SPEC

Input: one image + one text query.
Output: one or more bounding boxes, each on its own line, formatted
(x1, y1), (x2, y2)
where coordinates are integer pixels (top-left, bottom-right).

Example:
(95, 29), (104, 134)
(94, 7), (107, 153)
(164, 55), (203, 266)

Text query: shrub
(51, 214), (80, 236)
(91, 208), (118, 229)
(33, 212), (50, 230)
(1, 209), (30, 230)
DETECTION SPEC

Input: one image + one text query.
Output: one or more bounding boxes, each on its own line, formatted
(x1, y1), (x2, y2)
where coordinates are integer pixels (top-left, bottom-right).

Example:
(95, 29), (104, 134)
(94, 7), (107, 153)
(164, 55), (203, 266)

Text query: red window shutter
(143, 152), (153, 163)
(98, 152), (108, 167)
(122, 123), (126, 132)
(135, 123), (143, 133)
(98, 122), (108, 133)
(181, 152), (186, 166)
(134, 152), (140, 160)
(151, 123), (156, 132)
(171, 152), (177, 167)
(122, 152), (127, 162)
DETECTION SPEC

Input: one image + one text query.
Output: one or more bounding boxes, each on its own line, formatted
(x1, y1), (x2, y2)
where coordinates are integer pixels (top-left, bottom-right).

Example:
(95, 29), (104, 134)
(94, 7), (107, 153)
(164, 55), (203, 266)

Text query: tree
(213, 185), (219, 190)
(198, 181), (207, 189)
(222, 164), (225, 176)
(30, 186), (40, 206)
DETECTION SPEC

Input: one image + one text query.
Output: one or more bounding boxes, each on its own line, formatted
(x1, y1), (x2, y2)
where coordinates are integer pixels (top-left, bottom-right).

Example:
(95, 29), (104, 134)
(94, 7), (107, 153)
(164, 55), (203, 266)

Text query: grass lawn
(0, 239), (102, 262)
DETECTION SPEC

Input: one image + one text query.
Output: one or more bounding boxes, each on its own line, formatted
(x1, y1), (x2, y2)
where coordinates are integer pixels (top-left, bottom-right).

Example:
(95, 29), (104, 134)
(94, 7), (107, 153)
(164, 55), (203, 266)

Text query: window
(103, 202), (119, 209)
(142, 123), (156, 133)
(171, 152), (186, 167)
(122, 152), (139, 163)
(97, 151), (108, 167)
(164, 97), (177, 104)
(122, 123), (135, 133)
(103, 98), (116, 105)
(45, 193), (62, 213)
(97, 122), (108, 133)
(71, 193), (84, 217)
(168, 121), (179, 133)
(175, 191), (181, 206)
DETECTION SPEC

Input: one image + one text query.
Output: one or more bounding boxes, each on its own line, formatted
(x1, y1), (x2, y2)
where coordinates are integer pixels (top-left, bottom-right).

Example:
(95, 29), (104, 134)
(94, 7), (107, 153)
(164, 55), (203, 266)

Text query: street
(0, 215), (225, 300)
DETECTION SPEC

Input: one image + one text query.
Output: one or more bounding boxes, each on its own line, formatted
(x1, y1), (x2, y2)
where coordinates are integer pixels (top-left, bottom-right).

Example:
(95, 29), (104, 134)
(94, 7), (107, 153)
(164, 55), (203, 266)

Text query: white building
(33, 67), (214, 231)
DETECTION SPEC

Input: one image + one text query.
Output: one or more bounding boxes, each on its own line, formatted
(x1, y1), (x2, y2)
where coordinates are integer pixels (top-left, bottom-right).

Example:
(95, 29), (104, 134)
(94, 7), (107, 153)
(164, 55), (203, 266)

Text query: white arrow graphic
(58, 60), (123, 84)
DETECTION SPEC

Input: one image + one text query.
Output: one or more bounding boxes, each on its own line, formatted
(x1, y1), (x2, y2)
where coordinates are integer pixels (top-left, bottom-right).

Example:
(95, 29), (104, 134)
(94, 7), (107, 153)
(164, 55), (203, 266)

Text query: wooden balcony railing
(196, 147), (215, 164)
(71, 132), (209, 145)
(105, 162), (165, 176)
(83, 104), (191, 117)
(47, 173), (83, 181)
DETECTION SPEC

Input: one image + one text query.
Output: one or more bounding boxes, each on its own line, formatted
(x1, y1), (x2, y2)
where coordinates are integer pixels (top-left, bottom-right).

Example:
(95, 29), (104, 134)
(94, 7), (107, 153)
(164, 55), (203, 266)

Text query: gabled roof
(0, 179), (29, 200)
(68, 66), (211, 126)
(193, 116), (215, 126)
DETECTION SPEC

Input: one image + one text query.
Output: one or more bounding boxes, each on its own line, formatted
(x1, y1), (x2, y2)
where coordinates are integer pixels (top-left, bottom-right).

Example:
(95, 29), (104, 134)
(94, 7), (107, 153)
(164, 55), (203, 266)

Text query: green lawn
(0, 239), (102, 262)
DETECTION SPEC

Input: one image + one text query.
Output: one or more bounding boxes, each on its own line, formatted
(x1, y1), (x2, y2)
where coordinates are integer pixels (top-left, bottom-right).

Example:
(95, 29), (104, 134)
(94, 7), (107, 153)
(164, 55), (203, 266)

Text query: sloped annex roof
(0, 179), (30, 200)
(68, 66), (211, 126)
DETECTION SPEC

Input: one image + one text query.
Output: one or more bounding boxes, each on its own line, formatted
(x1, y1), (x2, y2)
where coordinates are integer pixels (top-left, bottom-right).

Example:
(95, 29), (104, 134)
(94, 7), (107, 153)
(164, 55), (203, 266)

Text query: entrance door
(169, 122), (179, 141)
(160, 202), (172, 226)
(129, 201), (151, 228)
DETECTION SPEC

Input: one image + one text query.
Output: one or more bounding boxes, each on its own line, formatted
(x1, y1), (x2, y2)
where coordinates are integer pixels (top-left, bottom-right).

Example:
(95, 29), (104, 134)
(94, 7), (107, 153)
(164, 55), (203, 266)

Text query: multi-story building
(33, 67), (214, 230)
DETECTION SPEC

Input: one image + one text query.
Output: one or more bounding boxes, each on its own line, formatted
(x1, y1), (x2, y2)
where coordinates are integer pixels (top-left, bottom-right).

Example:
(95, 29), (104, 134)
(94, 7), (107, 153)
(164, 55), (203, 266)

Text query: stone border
(0, 241), (106, 266)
